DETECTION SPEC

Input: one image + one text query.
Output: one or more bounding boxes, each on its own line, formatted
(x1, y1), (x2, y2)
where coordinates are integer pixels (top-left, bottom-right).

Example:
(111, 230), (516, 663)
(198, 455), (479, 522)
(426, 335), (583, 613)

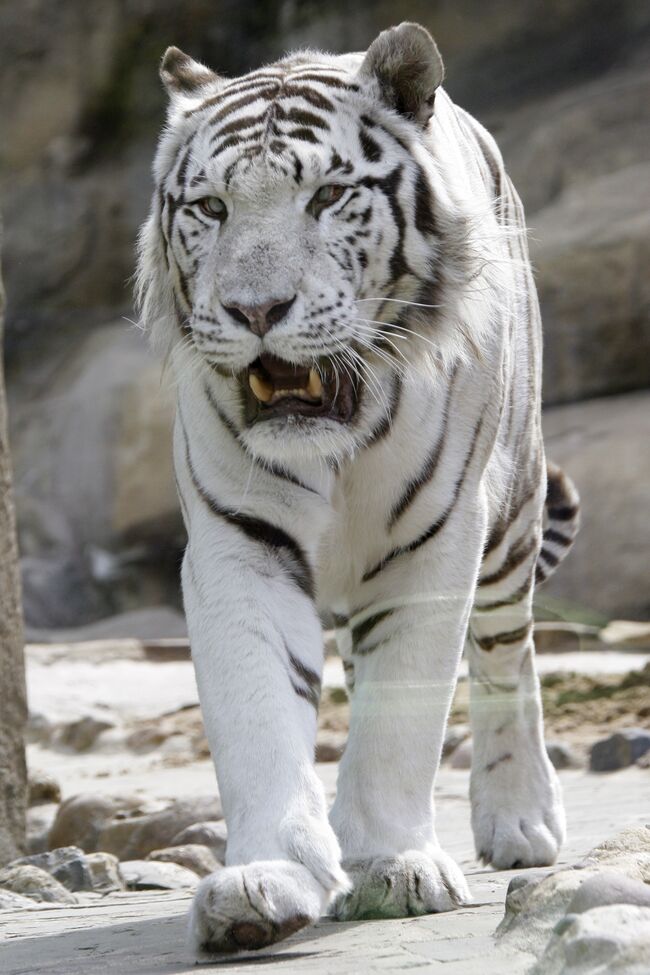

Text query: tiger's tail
(535, 461), (580, 586)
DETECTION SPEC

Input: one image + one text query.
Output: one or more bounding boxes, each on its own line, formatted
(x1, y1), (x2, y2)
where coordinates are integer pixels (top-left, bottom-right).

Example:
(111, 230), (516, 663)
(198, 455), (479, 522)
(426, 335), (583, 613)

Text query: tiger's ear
(160, 47), (222, 96)
(359, 23), (444, 126)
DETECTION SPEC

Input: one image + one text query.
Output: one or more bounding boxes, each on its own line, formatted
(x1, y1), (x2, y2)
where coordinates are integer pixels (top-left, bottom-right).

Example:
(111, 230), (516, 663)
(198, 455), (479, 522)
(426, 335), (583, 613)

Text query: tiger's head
(137, 23), (492, 463)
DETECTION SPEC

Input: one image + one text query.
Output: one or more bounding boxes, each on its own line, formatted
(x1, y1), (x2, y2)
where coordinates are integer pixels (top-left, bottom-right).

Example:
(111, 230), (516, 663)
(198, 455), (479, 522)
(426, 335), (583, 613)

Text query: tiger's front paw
(190, 860), (333, 955)
(331, 849), (471, 921)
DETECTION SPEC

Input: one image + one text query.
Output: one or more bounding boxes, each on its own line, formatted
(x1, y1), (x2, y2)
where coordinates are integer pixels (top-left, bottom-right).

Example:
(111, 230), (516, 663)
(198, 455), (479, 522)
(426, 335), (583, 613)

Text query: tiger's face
(141, 28), (455, 459)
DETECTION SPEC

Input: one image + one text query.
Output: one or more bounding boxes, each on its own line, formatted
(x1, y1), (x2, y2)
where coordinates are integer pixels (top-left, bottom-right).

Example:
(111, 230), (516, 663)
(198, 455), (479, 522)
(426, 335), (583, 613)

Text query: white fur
(137, 30), (568, 954)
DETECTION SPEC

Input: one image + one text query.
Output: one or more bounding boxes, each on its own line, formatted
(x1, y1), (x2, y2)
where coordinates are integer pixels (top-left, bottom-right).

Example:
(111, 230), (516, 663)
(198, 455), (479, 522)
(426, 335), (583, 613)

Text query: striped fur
(137, 23), (578, 953)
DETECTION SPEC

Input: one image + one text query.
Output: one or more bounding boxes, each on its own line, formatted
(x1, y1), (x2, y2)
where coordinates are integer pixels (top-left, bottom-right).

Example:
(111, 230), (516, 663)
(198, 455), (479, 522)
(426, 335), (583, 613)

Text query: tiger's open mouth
(243, 353), (357, 424)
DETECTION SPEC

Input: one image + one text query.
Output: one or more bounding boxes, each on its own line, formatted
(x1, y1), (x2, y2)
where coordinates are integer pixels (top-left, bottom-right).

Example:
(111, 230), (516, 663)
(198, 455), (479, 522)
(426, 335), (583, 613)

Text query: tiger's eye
(198, 196), (227, 220)
(309, 184), (347, 215)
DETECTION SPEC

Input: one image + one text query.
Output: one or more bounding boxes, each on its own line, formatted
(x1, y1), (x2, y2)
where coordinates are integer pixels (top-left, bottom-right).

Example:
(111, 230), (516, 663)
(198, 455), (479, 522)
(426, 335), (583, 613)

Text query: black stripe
(286, 126), (320, 144)
(475, 621), (532, 652)
(479, 532), (538, 587)
(359, 127), (382, 162)
(538, 547), (560, 568)
(413, 166), (437, 237)
(475, 568), (534, 612)
(543, 528), (572, 547)
(351, 609), (392, 654)
(388, 374), (456, 527)
(364, 372), (402, 446)
(179, 415), (314, 598)
(287, 648), (321, 709)
(363, 415), (484, 582)
(292, 73), (359, 91)
(213, 112), (268, 140)
(284, 85), (335, 112)
(547, 504), (579, 522)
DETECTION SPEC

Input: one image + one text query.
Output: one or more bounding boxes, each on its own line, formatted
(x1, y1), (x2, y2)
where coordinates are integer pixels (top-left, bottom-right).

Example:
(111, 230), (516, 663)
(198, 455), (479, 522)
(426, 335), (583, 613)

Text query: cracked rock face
(497, 825), (650, 971)
(531, 905), (650, 975)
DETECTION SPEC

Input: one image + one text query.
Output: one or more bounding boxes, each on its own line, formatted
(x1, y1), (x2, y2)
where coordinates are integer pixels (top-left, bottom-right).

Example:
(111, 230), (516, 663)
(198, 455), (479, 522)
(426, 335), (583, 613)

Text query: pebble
(49, 793), (165, 852)
(120, 859), (199, 891)
(28, 769), (62, 806)
(546, 741), (582, 770)
(55, 715), (115, 752)
(568, 870), (650, 914)
(97, 795), (223, 860)
(85, 852), (126, 892)
(11, 846), (93, 891)
(170, 821), (227, 862)
(589, 729), (650, 772)
(145, 844), (221, 877)
(0, 865), (77, 904)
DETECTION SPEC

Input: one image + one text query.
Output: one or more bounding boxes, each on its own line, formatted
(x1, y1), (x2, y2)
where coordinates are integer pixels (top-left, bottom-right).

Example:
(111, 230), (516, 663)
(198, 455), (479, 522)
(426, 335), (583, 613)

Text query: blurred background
(1, 3), (649, 917)
(1, 0), (649, 640)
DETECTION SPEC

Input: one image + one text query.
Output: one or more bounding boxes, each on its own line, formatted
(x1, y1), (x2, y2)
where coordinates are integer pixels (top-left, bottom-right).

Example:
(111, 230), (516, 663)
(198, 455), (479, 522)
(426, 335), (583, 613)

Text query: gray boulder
(11, 846), (92, 891)
(531, 904), (650, 975)
(0, 864), (77, 904)
(97, 796), (223, 861)
(590, 730), (650, 772)
(542, 391), (650, 619)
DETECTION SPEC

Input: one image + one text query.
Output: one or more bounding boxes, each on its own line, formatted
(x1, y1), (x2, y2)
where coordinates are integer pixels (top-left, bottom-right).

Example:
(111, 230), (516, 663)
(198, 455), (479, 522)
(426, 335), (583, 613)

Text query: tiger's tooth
(249, 373), (274, 403)
(307, 368), (323, 399)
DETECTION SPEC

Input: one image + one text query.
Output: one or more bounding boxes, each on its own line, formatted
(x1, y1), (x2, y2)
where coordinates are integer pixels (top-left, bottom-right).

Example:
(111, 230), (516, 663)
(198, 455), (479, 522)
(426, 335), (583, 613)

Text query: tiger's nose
(221, 296), (296, 337)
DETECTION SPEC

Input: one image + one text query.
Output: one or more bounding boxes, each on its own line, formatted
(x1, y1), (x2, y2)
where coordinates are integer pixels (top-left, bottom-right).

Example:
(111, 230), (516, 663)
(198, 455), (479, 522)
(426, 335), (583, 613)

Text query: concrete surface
(2, 766), (649, 975)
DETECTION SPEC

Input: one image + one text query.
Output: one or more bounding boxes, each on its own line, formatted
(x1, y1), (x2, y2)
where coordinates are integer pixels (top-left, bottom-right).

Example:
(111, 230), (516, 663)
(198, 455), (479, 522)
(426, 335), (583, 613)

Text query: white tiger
(136, 22), (580, 954)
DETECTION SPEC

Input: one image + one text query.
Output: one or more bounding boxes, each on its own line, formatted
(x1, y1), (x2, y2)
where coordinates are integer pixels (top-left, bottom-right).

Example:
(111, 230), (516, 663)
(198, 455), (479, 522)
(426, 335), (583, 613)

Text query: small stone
(450, 738), (473, 769)
(145, 844), (220, 877)
(442, 725), (470, 761)
(315, 731), (347, 762)
(0, 865), (77, 904)
(568, 870), (650, 914)
(120, 859), (198, 890)
(84, 852), (125, 892)
(11, 846), (92, 891)
(546, 741), (582, 770)
(170, 821), (227, 862)
(590, 729), (650, 772)
(56, 715), (115, 752)
(28, 769), (61, 806)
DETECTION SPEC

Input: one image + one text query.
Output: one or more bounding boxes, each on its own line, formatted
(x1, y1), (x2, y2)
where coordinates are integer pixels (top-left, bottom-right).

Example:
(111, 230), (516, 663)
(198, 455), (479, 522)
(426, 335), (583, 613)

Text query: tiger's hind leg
(468, 530), (565, 869)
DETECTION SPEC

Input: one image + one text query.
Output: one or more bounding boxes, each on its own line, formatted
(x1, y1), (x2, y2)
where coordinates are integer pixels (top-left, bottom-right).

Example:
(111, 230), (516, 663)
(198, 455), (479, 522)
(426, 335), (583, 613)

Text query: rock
(25, 606), (187, 645)
(26, 803), (59, 855)
(542, 391), (650, 619)
(170, 821), (227, 863)
(84, 852), (125, 892)
(590, 729), (650, 772)
(546, 741), (582, 770)
(601, 621), (650, 649)
(27, 769), (61, 806)
(497, 866), (594, 952)
(531, 904), (650, 975)
(97, 796), (223, 861)
(145, 844), (220, 878)
(450, 738), (473, 769)
(11, 846), (92, 891)
(0, 864), (77, 904)
(315, 731), (347, 763)
(48, 793), (160, 852)
(120, 859), (198, 891)
(584, 824), (650, 880)
(568, 871), (650, 914)
(56, 714), (115, 752)
(498, 825), (650, 953)
(442, 724), (470, 761)
(0, 889), (39, 911)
